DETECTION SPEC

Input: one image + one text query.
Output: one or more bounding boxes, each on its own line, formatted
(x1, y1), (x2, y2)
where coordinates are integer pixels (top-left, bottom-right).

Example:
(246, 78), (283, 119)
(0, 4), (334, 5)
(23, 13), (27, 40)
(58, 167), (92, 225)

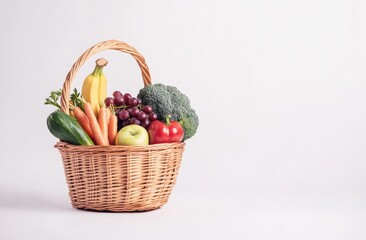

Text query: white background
(1, 0), (366, 239)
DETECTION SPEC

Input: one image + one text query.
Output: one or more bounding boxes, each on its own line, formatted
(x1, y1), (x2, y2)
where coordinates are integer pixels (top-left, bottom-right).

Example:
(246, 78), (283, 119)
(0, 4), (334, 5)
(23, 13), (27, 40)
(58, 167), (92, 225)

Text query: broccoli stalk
(137, 83), (199, 141)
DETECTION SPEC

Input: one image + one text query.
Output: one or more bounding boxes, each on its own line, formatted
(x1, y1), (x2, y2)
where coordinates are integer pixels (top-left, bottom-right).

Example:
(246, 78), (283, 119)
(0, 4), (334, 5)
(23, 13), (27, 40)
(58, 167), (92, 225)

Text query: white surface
(1, 0), (366, 239)
(1, 191), (366, 239)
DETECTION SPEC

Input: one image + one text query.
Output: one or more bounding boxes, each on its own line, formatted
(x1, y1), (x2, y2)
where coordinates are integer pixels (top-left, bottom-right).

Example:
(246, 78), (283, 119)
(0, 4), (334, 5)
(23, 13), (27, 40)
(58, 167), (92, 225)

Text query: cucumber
(47, 111), (94, 145)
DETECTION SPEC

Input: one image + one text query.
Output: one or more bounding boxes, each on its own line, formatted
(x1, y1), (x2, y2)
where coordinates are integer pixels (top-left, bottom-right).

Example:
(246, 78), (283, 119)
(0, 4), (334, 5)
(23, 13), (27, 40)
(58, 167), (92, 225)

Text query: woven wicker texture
(55, 40), (185, 212)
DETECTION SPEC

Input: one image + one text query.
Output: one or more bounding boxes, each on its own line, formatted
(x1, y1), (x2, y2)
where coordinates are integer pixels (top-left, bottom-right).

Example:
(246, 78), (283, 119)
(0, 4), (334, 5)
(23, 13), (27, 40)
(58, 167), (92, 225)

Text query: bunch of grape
(104, 91), (158, 130)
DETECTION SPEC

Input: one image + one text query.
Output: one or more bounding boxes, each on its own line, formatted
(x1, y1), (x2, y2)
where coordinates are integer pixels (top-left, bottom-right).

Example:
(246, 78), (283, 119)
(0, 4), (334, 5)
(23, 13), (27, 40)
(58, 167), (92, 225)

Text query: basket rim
(55, 141), (185, 152)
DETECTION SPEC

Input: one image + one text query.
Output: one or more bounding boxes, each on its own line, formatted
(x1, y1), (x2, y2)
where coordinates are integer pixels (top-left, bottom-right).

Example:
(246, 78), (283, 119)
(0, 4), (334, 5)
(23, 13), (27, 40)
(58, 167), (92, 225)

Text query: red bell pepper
(148, 116), (184, 144)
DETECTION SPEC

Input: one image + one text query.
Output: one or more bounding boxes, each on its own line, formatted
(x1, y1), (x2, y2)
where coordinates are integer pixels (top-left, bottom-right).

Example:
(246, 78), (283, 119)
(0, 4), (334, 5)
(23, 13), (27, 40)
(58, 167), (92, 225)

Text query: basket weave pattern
(56, 142), (184, 211)
(55, 40), (185, 212)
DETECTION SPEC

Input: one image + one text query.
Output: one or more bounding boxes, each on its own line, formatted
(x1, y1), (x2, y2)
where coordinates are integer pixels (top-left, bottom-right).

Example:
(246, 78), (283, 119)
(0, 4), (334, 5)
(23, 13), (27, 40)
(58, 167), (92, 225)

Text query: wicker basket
(55, 40), (185, 212)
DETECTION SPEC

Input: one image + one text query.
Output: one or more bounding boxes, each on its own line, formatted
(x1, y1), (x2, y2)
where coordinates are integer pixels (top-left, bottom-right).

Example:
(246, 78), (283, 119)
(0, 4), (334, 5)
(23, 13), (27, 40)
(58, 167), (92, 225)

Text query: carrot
(73, 107), (95, 142)
(108, 114), (118, 145)
(84, 102), (107, 145)
(106, 107), (111, 125)
(98, 106), (109, 145)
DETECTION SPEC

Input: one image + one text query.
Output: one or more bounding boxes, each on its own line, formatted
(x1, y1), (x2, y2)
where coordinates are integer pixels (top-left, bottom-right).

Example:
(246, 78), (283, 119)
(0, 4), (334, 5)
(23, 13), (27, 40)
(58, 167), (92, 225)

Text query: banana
(82, 58), (108, 116)
(98, 70), (107, 108)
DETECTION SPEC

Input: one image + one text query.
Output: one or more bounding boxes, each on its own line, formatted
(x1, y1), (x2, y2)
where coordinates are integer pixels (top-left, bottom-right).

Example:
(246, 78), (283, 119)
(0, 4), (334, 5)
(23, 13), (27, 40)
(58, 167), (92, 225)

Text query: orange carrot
(70, 110), (75, 118)
(98, 107), (109, 145)
(84, 102), (107, 145)
(106, 107), (111, 125)
(108, 114), (118, 145)
(73, 107), (95, 142)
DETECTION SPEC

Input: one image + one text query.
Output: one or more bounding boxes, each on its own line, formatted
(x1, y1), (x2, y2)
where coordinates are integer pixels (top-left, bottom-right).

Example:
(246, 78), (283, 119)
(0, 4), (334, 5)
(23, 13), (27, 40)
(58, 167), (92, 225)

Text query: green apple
(115, 124), (149, 146)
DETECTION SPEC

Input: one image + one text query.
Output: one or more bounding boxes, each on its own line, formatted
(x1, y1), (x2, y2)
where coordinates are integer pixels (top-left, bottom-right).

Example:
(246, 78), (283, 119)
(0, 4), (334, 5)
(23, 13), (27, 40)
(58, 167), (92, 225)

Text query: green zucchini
(47, 111), (94, 145)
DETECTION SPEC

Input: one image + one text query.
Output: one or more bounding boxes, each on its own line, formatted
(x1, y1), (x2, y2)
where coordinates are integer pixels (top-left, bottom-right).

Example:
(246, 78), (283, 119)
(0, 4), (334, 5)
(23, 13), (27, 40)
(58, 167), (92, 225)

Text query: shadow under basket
(55, 142), (185, 212)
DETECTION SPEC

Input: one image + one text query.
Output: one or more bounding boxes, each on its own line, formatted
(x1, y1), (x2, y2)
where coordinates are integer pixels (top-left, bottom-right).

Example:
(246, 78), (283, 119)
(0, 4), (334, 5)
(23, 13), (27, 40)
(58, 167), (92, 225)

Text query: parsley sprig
(45, 88), (84, 111)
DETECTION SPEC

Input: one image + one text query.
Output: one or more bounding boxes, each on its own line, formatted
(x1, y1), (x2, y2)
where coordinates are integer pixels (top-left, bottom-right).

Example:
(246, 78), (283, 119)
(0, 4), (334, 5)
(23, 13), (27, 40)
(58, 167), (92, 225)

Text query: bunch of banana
(82, 58), (108, 116)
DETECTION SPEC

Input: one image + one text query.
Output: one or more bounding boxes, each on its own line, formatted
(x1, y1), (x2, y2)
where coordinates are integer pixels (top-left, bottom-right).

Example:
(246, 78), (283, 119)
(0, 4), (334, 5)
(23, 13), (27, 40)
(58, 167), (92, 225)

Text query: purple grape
(137, 111), (147, 121)
(123, 93), (132, 104)
(130, 107), (140, 117)
(148, 112), (158, 122)
(121, 120), (130, 128)
(104, 97), (114, 107)
(128, 97), (139, 106)
(114, 96), (125, 106)
(113, 91), (123, 99)
(141, 119), (150, 128)
(118, 109), (130, 120)
(130, 118), (140, 125)
(137, 98), (142, 105)
(142, 105), (152, 114)
(127, 108), (133, 114)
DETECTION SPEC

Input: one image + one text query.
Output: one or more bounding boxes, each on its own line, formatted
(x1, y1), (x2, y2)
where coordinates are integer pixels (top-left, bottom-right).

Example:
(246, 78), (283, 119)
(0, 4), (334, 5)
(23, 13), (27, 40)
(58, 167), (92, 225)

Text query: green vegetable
(178, 109), (199, 142)
(45, 88), (84, 111)
(137, 83), (199, 141)
(69, 88), (85, 110)
(44, 89), (62, 110)
(47, 111), (94, 145)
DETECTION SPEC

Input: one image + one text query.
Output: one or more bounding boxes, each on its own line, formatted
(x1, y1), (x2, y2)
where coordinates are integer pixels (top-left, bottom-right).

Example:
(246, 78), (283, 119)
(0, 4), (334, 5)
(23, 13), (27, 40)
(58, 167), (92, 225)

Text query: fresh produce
(45, 88), (96, 145)
(46, 57), (198, 146)
(45, 90), (62, 110)
(148, 116), (184, 144)
(115, 124), (149, 146)
(82, 58), (108, 116)
(69, 88), (85, 111)
(108, 114), (118, 145)
(84, 102), (108, 145)
(45, 88), (84, 111)
(98, 106), (109, 144)
(104, 91), (158, 130)
(137, 83), (199, 141)
(174, 110), (198, 141)
(47, 111), (94, 145)
(106, 107), (111, 125)
(72, 107), (95, 142)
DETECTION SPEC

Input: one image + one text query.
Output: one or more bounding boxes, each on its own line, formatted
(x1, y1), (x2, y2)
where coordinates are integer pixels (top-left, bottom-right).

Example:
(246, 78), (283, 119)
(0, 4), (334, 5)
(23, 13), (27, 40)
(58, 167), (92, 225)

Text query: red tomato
(148, 118), (184, 144)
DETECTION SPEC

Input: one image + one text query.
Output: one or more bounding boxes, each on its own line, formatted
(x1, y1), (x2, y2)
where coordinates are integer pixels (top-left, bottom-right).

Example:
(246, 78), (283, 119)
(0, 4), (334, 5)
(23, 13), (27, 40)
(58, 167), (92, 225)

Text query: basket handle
(60, 40), (152, 115)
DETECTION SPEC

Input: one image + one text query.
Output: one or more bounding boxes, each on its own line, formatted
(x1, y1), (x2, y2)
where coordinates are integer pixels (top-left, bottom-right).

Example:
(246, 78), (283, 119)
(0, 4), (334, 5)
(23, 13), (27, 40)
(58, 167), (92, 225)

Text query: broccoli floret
(179, 108), (199, 141)
(137, 83), (199, 141)
(166, 85), (191, 107)
(137, 84), (172, 119)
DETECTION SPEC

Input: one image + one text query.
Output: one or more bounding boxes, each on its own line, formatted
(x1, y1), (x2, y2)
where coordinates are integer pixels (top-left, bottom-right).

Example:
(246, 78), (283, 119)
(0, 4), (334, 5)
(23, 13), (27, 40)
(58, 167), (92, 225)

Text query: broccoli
(178, 108), (199, 141)
(137, 83), (199, 141)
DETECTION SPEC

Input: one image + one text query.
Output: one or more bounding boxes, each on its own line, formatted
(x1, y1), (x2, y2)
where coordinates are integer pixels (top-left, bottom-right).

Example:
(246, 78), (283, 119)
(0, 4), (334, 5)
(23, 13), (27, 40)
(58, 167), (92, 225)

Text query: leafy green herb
(45, 88), (84, 111)
(45, 89), (62, 110)
(70, 88), (84, 109)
